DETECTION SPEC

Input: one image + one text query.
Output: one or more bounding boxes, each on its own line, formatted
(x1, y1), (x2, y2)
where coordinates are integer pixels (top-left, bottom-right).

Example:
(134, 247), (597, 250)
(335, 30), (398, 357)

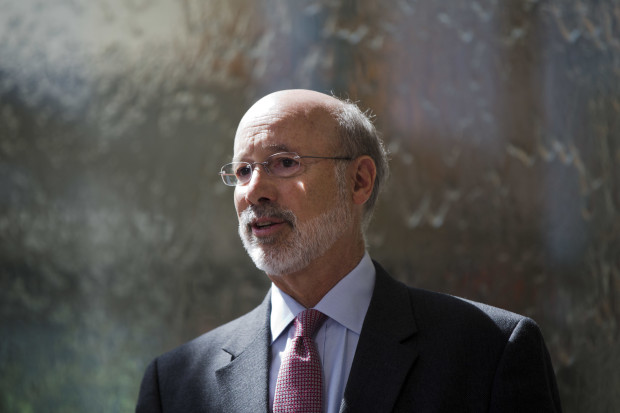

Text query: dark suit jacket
(136, 261), (562, 412)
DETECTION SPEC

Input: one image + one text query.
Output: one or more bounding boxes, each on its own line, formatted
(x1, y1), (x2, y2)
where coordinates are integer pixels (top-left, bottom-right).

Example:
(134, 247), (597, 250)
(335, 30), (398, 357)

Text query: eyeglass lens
(221, 153), (302, 186)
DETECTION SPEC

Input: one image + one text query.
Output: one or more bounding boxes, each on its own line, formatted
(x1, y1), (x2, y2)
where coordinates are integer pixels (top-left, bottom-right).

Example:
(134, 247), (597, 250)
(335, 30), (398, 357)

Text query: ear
(350, 156), (376, 206)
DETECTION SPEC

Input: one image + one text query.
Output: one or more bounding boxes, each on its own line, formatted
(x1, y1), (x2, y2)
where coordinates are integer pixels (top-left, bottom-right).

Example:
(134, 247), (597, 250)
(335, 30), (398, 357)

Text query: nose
(239, 164), (277, 205)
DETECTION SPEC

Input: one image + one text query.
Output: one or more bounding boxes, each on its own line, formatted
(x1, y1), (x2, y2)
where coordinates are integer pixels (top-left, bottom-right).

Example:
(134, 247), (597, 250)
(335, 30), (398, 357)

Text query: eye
(280, 157), (297, 168)
(270, 154), (301, 175)
(236, 164), (252, 177)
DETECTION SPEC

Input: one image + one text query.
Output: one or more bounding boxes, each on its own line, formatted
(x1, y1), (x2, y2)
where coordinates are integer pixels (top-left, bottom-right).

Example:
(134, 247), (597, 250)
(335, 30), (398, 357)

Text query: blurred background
(0, 0), (618, 411)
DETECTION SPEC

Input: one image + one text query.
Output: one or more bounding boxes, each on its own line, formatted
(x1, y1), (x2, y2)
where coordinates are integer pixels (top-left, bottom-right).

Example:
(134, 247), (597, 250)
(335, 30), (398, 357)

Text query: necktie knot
(294, 309), (327, 338)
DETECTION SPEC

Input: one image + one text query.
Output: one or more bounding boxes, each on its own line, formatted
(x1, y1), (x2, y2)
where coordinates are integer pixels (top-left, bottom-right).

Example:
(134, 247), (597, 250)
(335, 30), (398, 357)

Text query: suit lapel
(215, 293), (271, 413)
(340, 262), (419, 413)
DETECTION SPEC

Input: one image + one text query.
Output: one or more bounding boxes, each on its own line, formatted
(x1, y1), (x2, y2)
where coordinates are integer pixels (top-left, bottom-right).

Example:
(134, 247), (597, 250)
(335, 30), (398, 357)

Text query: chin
(244, 243), (309, 276)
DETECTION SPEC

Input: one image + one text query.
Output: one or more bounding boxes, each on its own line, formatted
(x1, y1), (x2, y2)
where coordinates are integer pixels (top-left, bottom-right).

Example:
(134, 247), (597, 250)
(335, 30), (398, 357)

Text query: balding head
(239, 89), (341, 120)
(234, 90), (341, 154)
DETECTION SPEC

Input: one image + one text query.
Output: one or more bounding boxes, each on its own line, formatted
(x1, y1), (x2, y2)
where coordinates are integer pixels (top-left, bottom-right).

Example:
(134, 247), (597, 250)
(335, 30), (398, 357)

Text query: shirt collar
(270, 252), (376, 343)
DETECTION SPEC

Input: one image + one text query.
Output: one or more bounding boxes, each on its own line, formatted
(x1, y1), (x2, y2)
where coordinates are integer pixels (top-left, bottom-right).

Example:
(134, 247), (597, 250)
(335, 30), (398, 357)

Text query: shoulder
(373, 260), (537, 342)
(136, 294), (271, 411)
(369, 263), (562, 411)
(156, 293), (270, 372)
(410, 286), (528, 336)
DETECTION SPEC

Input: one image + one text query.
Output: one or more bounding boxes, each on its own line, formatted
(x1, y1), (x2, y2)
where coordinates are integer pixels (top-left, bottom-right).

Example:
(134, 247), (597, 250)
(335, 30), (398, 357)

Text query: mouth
(249, 217), (288, 237)
(239, 204), (297, 241)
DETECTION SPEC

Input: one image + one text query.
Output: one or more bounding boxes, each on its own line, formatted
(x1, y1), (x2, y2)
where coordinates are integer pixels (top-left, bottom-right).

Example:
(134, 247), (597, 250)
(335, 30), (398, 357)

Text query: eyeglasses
(219, 152), (352, 186)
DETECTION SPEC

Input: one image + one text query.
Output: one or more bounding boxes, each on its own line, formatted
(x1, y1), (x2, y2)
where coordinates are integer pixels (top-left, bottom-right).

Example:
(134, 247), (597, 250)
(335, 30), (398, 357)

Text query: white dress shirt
(269, 252), (376, 413)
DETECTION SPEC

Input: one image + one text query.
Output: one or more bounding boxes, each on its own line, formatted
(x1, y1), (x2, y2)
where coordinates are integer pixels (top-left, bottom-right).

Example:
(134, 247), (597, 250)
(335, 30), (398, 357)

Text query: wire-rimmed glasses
(219, 152), (352, 186)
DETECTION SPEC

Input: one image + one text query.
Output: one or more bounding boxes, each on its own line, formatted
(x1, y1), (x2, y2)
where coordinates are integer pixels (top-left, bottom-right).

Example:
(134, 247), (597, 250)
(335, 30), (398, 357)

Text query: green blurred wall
(1, 0), (618, 411)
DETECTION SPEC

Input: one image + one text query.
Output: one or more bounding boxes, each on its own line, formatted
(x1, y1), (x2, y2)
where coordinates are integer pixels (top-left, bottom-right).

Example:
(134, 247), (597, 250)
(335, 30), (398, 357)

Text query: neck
(268, 238), (366, 308)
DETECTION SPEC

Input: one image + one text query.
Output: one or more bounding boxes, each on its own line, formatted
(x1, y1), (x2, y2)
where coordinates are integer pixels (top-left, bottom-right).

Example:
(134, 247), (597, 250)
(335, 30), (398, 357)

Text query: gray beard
(238, 202), (352, 276)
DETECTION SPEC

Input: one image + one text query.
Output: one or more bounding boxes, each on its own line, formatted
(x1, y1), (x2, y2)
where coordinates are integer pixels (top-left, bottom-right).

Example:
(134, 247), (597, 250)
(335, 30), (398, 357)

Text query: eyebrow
(233, 143), (294, 162)
(263, 143), (292, 153)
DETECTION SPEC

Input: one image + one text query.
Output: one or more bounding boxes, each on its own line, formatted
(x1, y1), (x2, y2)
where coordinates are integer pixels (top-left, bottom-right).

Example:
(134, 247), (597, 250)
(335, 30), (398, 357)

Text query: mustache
(239, 204), (297, 228)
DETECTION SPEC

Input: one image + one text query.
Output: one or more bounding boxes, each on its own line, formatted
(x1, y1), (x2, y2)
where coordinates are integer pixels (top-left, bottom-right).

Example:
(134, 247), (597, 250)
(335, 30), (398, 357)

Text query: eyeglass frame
(218, 151), (353, 186)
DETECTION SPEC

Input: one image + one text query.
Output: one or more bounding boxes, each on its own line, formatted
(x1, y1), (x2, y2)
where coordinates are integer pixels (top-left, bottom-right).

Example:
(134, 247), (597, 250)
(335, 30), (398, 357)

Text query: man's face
(232, 101), (353, 276)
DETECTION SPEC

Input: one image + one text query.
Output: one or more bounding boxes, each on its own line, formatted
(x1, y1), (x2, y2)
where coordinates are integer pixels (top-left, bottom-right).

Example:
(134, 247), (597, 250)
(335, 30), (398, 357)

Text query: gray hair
(333, 98), (390, 230)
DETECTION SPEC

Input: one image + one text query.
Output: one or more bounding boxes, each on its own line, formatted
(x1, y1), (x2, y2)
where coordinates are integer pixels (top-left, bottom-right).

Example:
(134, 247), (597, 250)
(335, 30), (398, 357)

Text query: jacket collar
(340, 260), (419, 412)
(215, 293), (271, 413)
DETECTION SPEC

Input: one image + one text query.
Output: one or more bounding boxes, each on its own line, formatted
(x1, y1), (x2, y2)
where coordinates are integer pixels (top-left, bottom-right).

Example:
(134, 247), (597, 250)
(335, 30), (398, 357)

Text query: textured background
(1, 0), (618, 412)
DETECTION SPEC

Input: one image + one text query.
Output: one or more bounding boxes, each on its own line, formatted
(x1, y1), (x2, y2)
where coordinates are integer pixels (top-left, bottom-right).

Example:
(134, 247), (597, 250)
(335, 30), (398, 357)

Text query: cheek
(290, 180), (307, 195)
(293, 179), (339, 215)
(260, 180), (309, 215)
(234, 189), (246, 215)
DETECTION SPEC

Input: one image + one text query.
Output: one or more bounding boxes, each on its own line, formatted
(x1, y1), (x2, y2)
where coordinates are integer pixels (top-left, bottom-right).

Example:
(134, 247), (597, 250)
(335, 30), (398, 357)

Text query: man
(136, 89), (562, 412)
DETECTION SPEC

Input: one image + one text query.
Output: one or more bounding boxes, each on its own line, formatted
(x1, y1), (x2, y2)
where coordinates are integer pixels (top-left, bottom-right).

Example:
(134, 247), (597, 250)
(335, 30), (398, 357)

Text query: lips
(239, 204), (297, 240)
(250, 217), (287, 236)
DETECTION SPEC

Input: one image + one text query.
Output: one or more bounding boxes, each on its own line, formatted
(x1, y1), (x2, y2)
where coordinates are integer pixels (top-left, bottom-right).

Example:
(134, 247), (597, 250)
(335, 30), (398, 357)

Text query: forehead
(233, 101), (338, 160)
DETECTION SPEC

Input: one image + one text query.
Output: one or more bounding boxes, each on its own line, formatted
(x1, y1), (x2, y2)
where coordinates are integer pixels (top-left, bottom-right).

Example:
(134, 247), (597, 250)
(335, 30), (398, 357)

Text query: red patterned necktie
(273, 309), (327, 413)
